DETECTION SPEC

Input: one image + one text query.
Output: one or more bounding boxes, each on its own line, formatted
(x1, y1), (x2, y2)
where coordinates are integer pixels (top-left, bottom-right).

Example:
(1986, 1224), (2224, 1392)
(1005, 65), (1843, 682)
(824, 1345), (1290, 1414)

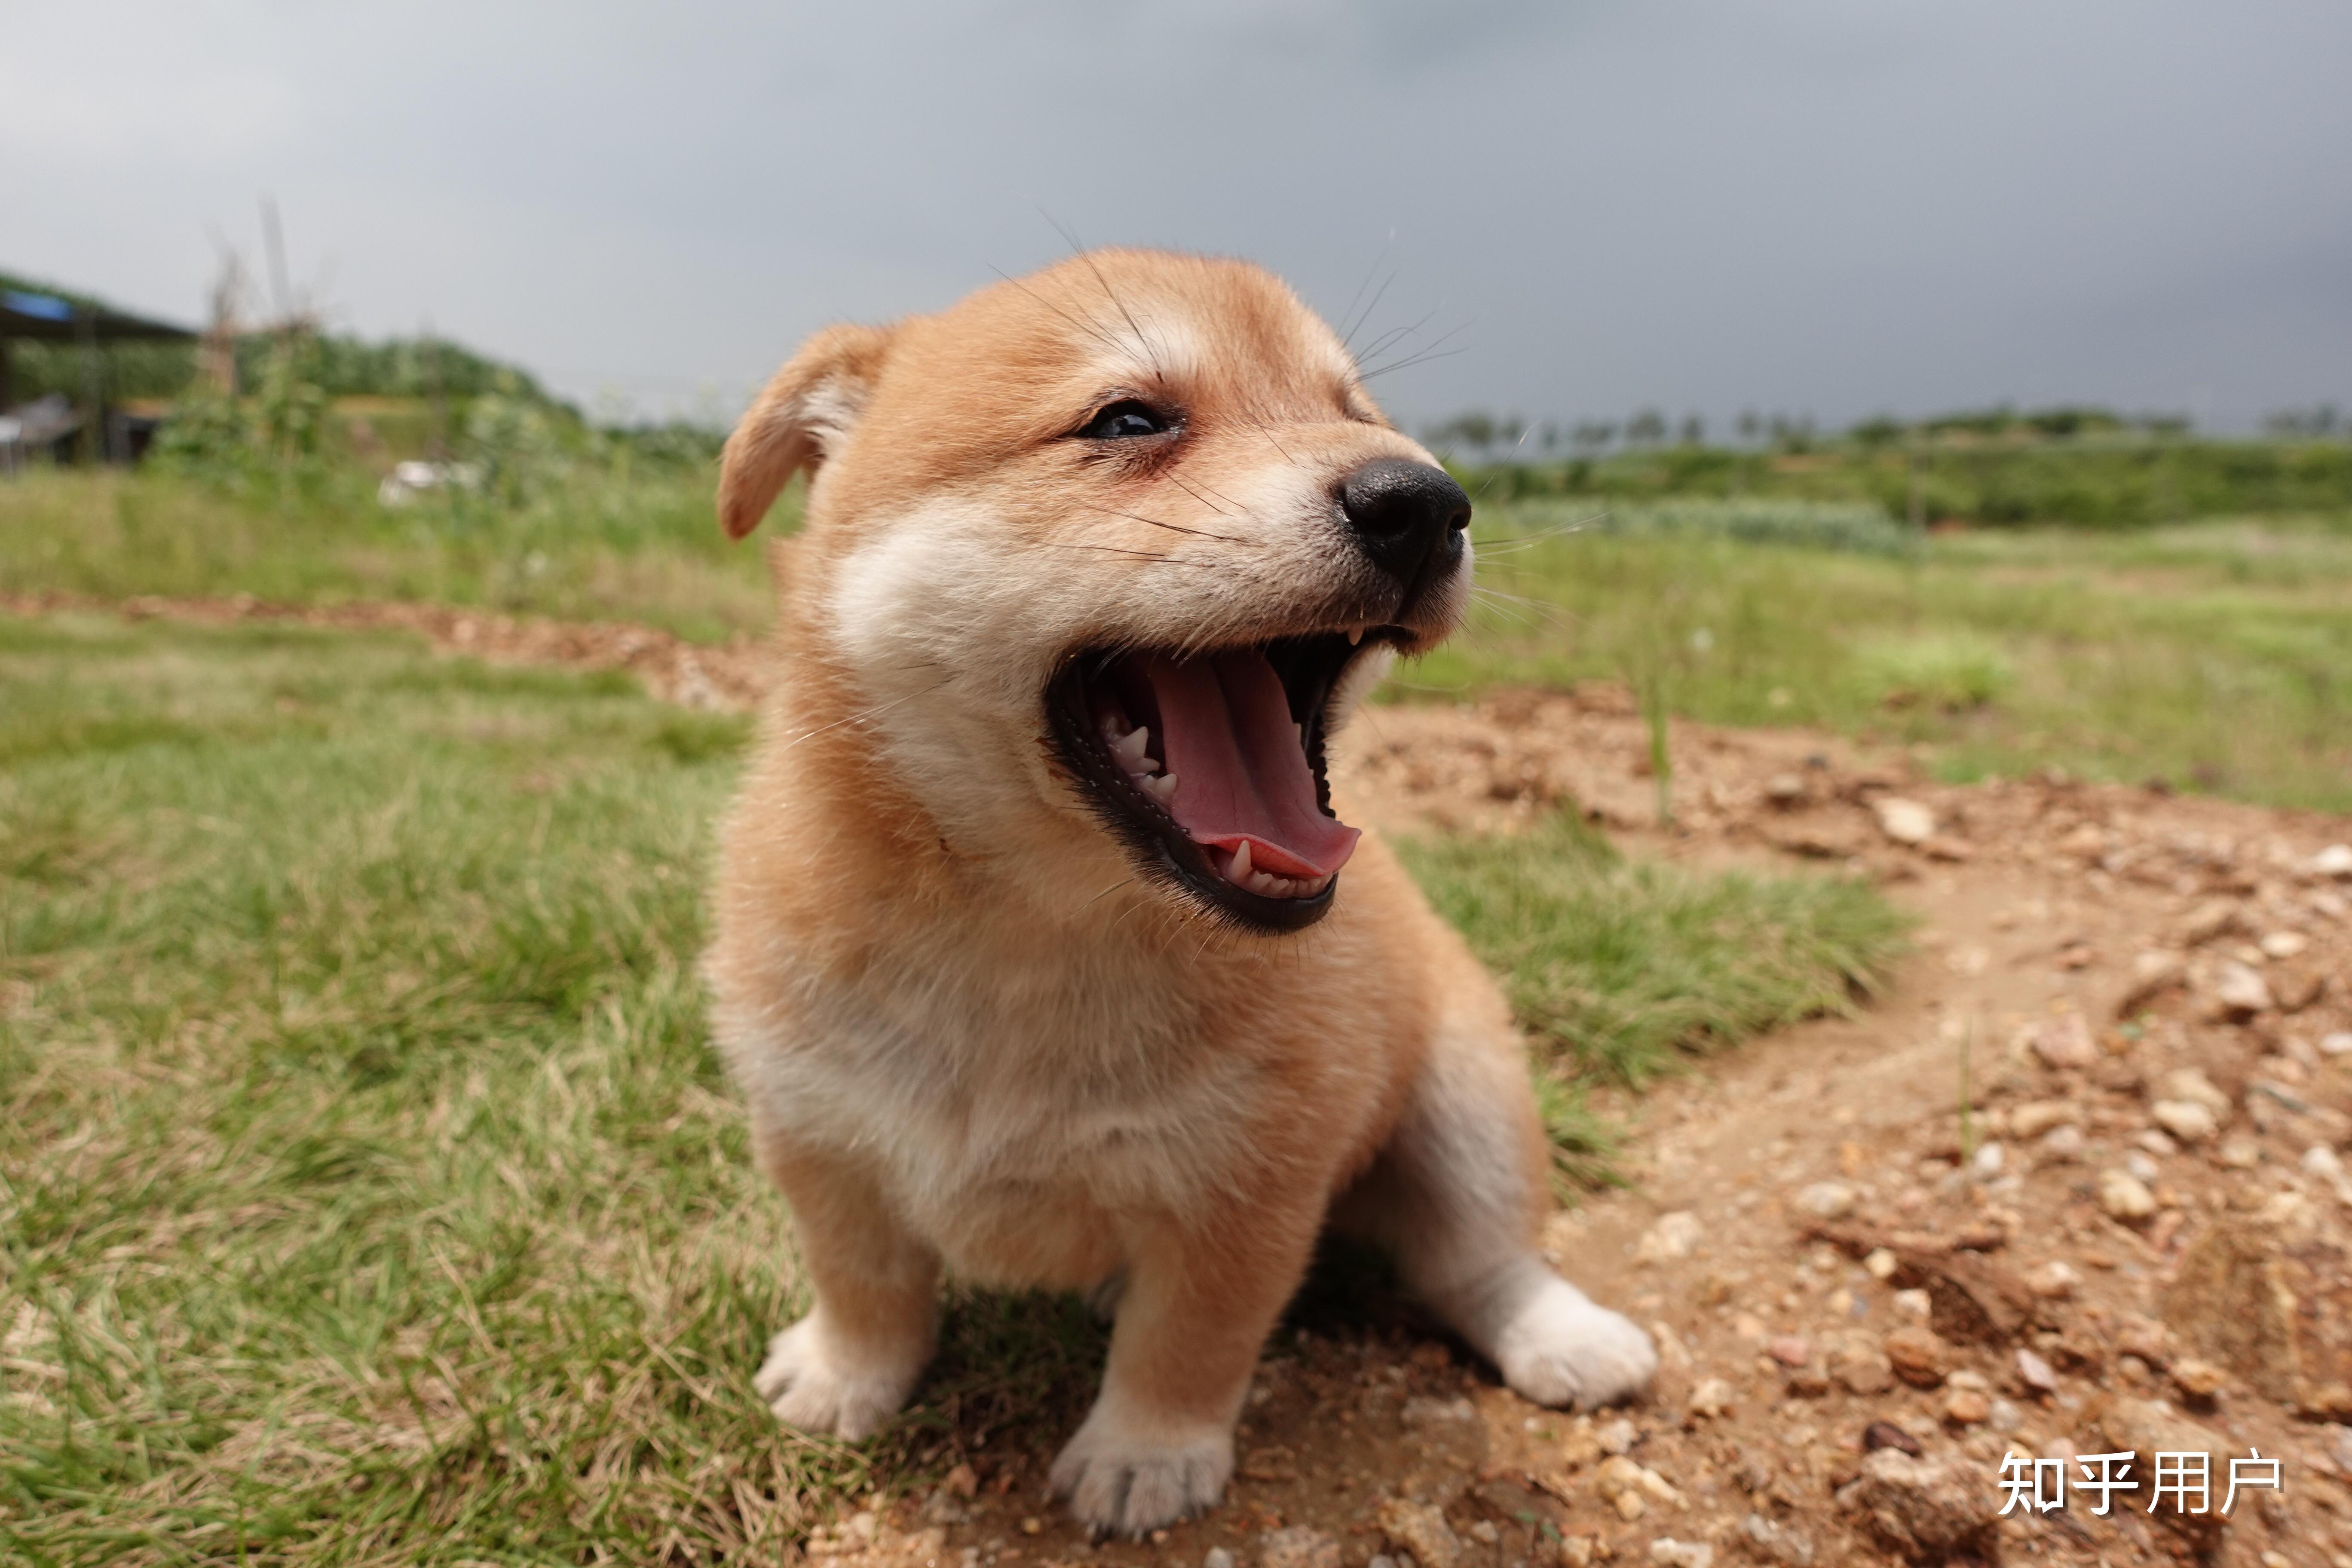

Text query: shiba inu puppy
(704, 250), (1654, 1535)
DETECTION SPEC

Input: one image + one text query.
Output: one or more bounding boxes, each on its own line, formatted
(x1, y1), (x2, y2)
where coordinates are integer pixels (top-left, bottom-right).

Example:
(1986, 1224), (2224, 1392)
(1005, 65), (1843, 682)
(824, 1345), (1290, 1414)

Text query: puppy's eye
(1078, 401), (1170, 440)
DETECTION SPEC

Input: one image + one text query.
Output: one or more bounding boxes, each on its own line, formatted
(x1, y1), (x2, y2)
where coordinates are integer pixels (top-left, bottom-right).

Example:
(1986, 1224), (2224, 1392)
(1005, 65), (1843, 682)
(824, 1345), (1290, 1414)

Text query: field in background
(1421, 505), (2352, 813)
(8, 467), (2349, 809)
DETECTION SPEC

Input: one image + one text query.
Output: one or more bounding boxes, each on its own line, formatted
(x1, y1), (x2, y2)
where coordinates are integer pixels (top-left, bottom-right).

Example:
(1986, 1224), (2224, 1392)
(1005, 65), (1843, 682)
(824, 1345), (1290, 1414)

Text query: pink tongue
(1140, 652), (1360, 880)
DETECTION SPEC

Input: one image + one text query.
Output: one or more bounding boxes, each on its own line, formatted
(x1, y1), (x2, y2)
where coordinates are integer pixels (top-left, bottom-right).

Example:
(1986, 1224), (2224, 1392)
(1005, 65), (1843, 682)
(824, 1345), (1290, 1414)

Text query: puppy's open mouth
(1047, 630), (1403, 932)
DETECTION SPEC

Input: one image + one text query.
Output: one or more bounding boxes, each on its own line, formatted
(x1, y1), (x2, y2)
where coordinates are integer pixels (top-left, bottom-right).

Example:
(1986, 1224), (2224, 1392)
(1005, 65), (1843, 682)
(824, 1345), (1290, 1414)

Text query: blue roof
(3, 290), (77, 322)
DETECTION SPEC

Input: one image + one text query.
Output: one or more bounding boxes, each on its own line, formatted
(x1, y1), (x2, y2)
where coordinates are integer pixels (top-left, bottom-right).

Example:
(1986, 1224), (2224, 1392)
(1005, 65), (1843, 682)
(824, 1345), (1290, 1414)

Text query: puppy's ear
(718, 322), (895, 539)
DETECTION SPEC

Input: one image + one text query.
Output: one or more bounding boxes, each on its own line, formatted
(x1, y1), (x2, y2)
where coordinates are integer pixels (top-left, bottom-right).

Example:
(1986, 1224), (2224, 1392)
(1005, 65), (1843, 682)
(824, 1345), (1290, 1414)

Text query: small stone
(1862, 1419), (1923, 1455)
(1942, 1388), (1992, 1425)
(1987, 1396), (2023, 1432)
(944, 1463), (979, 1498)
(1649, 1540), (1712, 1568)
(1891, 1288), (1931, 1319)
(1765, 774), (1805, 806)
(2101, 1170), (2158, 1220)
(1596, 1416), (1638, 1455)
(1207, 1550), (1236, 1568)
(2171, 1358), (2227, 1399)
(1767, 1335), (1811, 1369)
(1736, 1513), (1814, 1568)
(2126, 1150), (2161, 1182)
(2321, 1032), (2352, 1057)
(1687, 1377), (1736, 1420)
(1874, 797), (1935, 845)
(1242, 1444), (1302, 1479)
(2212, 961), (2275, 1017)
(2037, 1125), (2086, 1161)
(1833, 1342), (1896, 1396)
(2314, 844), (2352, 880)
(1560, 1540), (1598, 1568)
(1637, 1211), (1705, 1263)
(2028, 1014), (2098, 1069)
(2113, 1313), (2169, 1363)
(1794, 1182), (1856, 1220)
(2116, 950), (2187, 1017)
(1596, 1455), (1683, 1515)
(1375, 1498), (1462, 1568)
(2015, 1349), (2058, 1393)
(1400, 1396), (1475, 1427)
(2159, 1067), (2233, 1114)
(1864, 1247), (1899, 1280)
(1884, 1325), (1949, 1388)
(1270, 1532), (1345, 1568)
(1469, 1523), (1500, 1547)
(2027, 1261), (2081, 1298)
(1969, 1142), (2005, 1179)
(2009, 1100), (2080, 1139)
(2218, 1137), (2262, 1169)
(2182, 898), (2245, 945)
(2261, 931), (2310, 960)
(2137, 1128), (2180, 1157)
(2152, 1099), (2220, 1144)
(1834, 1449), (1997, 1561)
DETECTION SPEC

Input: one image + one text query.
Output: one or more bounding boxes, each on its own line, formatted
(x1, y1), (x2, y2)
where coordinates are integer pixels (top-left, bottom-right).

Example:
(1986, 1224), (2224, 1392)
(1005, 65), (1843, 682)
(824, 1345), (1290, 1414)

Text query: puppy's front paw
(1493, 1275), (1657, 1410)
(753, 1316), (923, 1440)
(1048, 1403), (1232, 1537)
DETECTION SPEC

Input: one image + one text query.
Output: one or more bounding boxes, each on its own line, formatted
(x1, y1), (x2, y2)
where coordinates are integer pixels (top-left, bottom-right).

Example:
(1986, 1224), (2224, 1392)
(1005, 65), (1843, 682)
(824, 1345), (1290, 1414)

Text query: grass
(0, 467), (778, 646)
(1397, 815), (1909, 1184)
(1421, 508), (2352, 812)
(6, 470), (2348, 809)
(1, 615), (1905, 1561)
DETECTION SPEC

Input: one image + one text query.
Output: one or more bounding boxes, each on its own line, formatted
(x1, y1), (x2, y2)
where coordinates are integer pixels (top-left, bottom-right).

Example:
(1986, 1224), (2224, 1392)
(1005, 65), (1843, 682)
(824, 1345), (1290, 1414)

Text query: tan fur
(705, 250), (1654, 1535)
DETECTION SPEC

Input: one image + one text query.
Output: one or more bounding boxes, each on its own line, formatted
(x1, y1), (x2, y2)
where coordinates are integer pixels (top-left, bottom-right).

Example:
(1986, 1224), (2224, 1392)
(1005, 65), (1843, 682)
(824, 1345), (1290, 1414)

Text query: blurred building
(0, 283), (196, 468)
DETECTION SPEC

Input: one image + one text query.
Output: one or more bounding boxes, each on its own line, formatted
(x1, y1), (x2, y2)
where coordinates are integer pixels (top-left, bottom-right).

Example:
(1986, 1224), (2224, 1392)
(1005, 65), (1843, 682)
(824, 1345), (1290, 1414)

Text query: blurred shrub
(1852, 632), (2015, 712)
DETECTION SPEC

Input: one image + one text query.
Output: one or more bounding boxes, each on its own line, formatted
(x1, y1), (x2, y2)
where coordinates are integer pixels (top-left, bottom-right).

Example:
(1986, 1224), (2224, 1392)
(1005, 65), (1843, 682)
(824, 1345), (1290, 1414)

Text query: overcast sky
(7, 1), (2348, 433)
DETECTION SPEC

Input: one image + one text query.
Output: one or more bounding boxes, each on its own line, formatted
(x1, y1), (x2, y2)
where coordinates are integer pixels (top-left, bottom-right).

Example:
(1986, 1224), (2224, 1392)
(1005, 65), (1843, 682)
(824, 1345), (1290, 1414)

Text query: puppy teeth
(1112, 724), (1152, 767)
(1228, 840), (1253, 882)
(1142, 772), (1178, 802)
(1348, 626), (1364, 646)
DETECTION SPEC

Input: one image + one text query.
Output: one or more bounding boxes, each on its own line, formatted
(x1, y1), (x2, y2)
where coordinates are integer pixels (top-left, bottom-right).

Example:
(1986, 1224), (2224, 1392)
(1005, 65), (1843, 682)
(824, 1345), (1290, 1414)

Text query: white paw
(1048, 1400), (1232, 1536)
(1492, 1275), (1658, 1410)
(752, 1316), (924, 1440)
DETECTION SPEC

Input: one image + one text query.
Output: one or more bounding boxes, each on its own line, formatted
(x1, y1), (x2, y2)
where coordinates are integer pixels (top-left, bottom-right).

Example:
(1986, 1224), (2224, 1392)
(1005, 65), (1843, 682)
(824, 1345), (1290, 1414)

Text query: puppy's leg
(751, 1141), (940, 1440)
(1050, 1204), (1319, 1536)
(1338, 998), (1656, 1410)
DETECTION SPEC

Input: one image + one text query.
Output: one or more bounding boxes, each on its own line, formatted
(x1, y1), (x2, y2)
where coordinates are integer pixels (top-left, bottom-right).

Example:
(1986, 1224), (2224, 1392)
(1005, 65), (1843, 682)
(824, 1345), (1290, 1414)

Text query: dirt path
(22, 595), (2352, 1568)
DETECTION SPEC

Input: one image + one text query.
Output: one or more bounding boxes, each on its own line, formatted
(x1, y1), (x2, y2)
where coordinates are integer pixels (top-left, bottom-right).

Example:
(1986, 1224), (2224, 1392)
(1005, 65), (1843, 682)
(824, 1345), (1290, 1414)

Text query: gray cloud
(6, 0), (2346, 430)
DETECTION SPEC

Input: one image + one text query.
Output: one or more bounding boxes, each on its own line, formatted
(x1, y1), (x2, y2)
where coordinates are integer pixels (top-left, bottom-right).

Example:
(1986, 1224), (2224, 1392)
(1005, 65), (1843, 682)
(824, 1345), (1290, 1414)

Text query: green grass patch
(1420, 511), (2352, 812)
(0, 616), (1908, 1558)
(0, 466), (782, 645)
(1397, 817), (1909, 1186)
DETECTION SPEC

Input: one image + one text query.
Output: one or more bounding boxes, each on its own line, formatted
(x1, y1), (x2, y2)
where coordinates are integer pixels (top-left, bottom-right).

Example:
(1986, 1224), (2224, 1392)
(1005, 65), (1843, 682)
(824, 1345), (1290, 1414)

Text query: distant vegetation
(1426, 404), (2352, 530)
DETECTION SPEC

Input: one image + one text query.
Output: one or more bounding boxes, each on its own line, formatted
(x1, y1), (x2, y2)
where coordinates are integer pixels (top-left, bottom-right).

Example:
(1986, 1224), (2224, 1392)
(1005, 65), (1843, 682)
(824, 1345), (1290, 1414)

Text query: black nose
(1338, 459), (1472, 590)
